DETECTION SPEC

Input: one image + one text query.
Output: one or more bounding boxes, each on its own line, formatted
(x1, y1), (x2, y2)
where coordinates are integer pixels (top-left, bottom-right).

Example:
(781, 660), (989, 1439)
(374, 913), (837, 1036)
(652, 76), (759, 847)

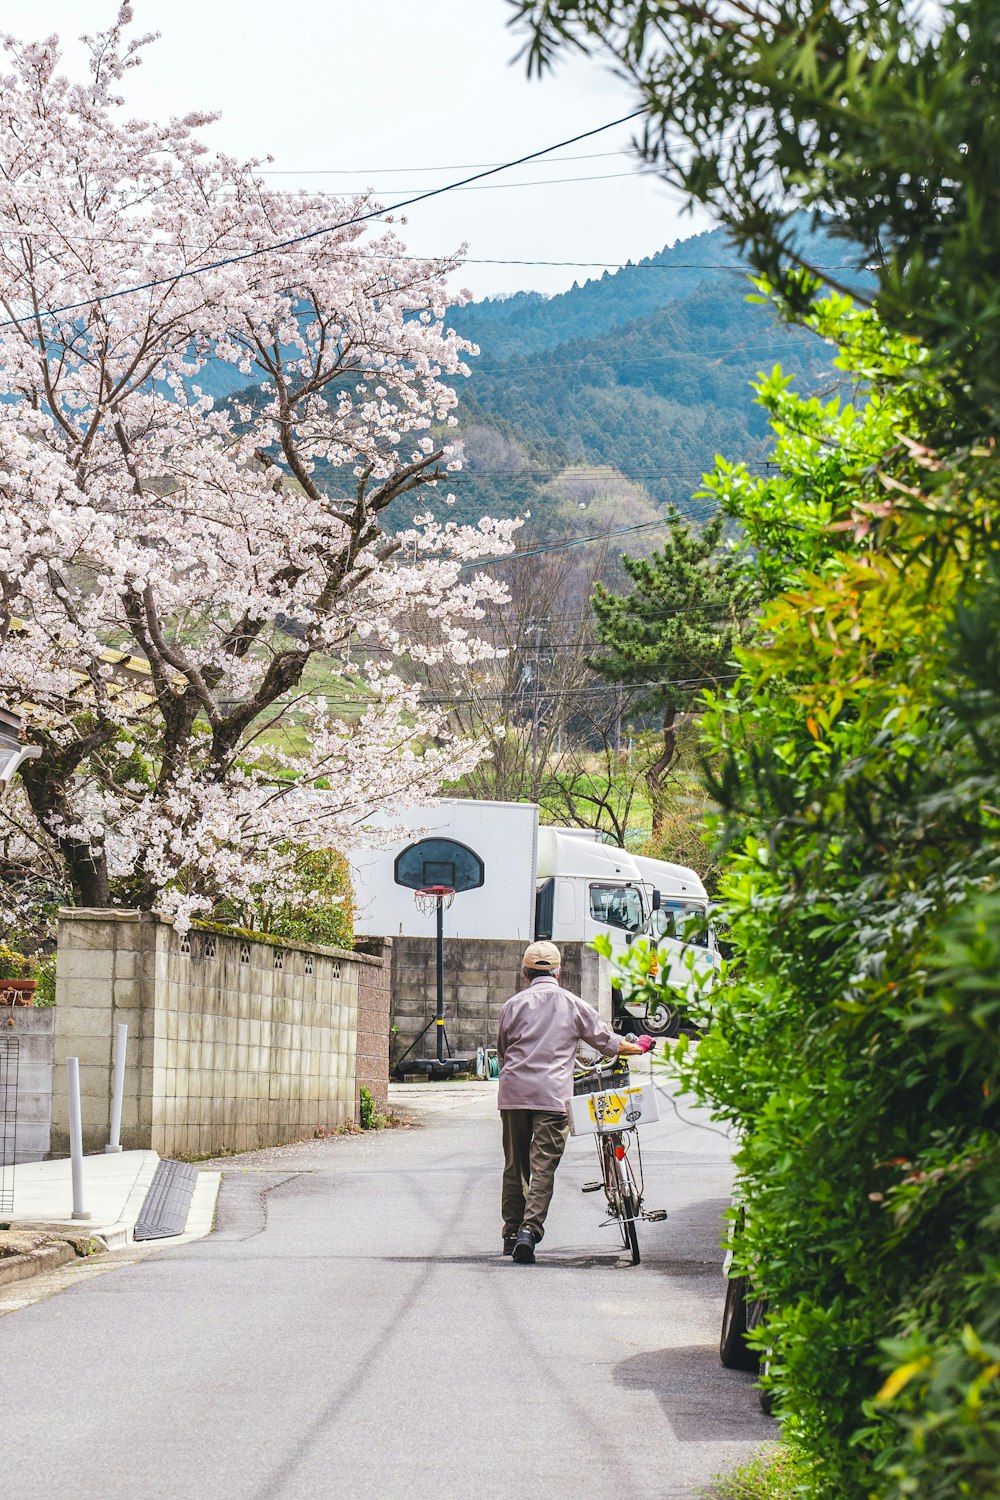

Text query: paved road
(0, 1075), (773, 1499)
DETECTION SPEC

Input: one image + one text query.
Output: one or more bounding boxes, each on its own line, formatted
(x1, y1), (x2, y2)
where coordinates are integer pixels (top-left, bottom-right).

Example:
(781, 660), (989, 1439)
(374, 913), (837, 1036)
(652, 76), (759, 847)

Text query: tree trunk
(645, 705), (679, 839)
(62, 838), (111, 908)
(20, 758), (111, 908)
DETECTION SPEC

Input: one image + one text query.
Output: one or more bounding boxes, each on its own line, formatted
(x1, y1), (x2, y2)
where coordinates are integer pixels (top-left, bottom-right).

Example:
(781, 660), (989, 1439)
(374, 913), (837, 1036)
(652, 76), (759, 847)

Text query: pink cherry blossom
(0, 12), (514, 930)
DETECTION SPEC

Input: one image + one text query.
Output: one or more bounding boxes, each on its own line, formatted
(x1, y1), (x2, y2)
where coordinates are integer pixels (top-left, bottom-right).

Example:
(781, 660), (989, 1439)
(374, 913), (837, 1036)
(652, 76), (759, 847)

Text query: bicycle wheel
(599, 1135), (625, 1232)
(617, 1149), (641, 1265)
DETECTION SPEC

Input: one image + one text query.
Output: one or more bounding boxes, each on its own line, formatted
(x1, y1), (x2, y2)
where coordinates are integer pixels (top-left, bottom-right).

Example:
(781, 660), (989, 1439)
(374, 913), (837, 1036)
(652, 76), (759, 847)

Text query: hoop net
(414, 885), (455, 917)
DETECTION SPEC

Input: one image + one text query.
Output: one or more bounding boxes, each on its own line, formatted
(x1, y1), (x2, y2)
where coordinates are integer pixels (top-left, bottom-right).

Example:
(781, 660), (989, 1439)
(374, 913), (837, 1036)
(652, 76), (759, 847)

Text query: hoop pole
(436, 896), (445, 1064)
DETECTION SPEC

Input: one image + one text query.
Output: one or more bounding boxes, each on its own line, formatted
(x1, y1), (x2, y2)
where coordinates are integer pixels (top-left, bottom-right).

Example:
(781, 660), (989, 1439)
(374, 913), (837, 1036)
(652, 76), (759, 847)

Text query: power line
(443, 466), (774, 477)
(273, 672), (740, 710)
(456, 257), (859, 272)
(0, 110), (645, 331)
(431, 673), (741, 703)
(259, 150), (626, 174)
(241, 170), (656, 195)
(459, 517), (676, 568)
(333, 596), (752, 641)
(0, 224), (860, 277)
(466, 342), (828, 375)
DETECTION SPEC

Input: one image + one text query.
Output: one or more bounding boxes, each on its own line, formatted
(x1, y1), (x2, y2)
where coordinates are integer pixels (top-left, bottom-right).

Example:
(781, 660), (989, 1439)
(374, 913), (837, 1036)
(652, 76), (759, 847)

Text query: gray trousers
(501, 1108), (571, 1241)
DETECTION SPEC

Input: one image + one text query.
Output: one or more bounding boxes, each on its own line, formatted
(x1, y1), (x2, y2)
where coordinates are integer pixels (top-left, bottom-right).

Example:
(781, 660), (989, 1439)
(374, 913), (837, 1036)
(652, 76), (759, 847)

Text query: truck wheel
(639, 1003), (679, 1038)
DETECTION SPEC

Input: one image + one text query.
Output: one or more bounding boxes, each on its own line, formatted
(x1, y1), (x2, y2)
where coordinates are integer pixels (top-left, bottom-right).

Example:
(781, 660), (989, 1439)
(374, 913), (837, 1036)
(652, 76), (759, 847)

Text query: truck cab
(534, 831), (718, 1037)
(624, 853), (718, 1036)
(534, 827), (651, 953)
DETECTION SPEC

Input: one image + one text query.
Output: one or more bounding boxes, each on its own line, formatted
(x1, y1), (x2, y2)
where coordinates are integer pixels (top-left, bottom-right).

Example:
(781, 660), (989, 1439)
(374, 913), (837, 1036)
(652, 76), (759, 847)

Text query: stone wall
(354, 938), (392, 1116)
(51, 911), (389, 1157)
(389, 937), (611, 1069)
(4, 1006), (54, 1163)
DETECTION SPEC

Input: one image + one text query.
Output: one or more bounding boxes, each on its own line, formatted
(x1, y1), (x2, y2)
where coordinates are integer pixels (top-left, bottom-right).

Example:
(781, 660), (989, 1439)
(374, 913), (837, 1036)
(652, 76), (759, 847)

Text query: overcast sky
(5, 0), (713, 301)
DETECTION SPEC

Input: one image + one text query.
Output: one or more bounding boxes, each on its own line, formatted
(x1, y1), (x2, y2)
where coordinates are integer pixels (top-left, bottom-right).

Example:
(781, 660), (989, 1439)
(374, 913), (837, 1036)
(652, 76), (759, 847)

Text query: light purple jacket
(496, 975), (620, 1112)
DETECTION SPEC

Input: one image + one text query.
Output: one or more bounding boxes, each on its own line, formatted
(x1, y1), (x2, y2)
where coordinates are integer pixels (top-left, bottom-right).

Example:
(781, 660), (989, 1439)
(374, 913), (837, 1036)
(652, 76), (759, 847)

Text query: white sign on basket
(565, 1082), (659, 1137)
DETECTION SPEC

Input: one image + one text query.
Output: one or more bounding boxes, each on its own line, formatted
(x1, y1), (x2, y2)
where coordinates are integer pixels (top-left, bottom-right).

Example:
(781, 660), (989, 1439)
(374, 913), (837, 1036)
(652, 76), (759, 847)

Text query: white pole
(105, 1023), (128, 1154)
(67, 1057), (91, 1221)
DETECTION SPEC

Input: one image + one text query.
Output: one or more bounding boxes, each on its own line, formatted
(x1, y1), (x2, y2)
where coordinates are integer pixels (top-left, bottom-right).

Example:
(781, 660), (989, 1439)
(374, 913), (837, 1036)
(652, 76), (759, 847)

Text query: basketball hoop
(414, 885), (455, 918)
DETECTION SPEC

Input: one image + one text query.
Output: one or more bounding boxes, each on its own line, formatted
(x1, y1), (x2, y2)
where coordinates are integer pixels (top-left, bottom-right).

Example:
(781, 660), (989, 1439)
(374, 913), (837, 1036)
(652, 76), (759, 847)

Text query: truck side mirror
(651, 889), (661, 911)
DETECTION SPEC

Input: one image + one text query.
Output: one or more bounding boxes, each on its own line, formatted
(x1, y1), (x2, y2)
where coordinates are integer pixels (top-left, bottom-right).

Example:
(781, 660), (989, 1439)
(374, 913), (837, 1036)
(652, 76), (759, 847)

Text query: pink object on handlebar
(635, 1035), (655, 1054)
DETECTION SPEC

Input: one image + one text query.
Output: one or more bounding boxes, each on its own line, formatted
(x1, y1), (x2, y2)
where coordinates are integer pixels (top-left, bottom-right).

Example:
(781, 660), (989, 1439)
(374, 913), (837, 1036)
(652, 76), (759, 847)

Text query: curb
(0, 1241), (78, 1288)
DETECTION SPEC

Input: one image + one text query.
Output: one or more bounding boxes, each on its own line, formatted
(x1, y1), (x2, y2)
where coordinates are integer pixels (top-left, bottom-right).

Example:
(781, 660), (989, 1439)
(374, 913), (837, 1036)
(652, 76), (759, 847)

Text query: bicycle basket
(573, 1058), (631, 1096)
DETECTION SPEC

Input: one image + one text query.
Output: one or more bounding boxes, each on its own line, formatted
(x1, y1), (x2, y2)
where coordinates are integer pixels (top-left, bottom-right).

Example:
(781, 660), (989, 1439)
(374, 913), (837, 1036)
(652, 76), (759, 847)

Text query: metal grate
(0, 1036), (19, 1213)
(133, 1159), (200, 1241)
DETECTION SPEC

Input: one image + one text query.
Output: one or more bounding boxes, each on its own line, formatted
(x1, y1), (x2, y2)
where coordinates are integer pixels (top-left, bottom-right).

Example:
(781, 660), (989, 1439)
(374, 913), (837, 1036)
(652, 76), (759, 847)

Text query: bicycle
(572, 1051), (667, 1265)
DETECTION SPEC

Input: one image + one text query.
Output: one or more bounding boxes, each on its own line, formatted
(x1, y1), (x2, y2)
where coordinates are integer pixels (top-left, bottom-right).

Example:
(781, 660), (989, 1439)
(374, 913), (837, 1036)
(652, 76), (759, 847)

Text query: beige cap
(522, 940), (561, 972)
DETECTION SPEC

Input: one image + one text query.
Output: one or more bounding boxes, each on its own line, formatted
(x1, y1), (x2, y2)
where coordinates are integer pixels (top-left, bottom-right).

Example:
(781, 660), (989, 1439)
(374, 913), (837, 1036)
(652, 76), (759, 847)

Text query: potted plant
(0, 945), (38, 1005)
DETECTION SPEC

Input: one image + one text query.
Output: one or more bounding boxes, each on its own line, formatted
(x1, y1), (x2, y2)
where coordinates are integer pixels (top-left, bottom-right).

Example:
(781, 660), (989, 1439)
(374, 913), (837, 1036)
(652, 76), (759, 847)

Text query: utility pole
(530, 622), (542, 780)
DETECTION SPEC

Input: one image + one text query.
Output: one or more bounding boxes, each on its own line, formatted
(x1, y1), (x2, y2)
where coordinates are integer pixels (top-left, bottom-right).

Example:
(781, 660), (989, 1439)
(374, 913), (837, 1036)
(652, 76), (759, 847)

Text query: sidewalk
(0, 1151), (220, 1287)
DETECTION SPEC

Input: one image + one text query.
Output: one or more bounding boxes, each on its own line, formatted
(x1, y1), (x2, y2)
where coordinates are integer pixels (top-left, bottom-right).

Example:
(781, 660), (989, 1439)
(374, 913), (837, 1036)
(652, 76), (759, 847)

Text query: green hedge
(617, 299), (999, 1497)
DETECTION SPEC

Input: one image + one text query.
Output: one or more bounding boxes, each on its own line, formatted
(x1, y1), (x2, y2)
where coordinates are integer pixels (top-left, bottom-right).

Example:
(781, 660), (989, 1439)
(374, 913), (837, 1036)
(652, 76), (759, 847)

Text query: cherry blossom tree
(0, 8), (513, 930)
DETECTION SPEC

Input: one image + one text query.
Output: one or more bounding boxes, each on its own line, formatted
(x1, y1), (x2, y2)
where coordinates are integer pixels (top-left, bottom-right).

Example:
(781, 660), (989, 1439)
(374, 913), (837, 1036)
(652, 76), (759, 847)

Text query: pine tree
(589, 509), (756, 834)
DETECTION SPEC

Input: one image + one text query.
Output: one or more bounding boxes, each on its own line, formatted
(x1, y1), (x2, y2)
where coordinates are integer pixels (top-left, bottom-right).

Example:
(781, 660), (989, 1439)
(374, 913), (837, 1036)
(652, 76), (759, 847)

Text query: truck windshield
(589, 884), (644, 932)
(649, 904), (709, 948)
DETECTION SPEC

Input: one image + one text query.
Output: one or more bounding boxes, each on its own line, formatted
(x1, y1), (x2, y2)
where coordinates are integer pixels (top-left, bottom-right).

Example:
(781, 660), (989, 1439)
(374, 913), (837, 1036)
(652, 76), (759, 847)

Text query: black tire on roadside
(720, 1274), (761, 1371)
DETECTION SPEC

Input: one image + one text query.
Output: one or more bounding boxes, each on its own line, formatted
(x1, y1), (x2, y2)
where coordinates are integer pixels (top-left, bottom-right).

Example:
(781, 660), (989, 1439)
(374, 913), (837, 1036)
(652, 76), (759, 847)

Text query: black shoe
(503, 1234), (517, 1256)
(511, 1229), (538, 1264)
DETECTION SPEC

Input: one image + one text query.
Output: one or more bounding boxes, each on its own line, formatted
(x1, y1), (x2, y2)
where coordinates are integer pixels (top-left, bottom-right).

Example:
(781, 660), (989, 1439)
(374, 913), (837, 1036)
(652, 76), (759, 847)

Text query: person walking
(497, 939), (651, 1264)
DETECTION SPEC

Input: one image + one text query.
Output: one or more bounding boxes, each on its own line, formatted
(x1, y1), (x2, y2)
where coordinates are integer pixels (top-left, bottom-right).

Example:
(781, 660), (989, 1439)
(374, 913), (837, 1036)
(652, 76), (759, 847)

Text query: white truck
(533, 829), (717, 1035)
(348, 797), (716, 1035)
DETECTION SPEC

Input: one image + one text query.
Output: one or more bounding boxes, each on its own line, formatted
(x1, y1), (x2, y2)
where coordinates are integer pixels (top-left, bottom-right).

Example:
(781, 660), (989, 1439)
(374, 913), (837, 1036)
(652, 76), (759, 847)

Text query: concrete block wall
(52, 910), (388, 1158)
(388, 937), (611, 1068)
(2, 1007), (54, 1163)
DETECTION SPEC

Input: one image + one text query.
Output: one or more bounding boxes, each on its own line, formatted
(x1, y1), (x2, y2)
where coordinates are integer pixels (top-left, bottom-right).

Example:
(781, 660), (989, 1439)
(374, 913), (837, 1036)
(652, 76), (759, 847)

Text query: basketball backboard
(394, 837), (485, 893)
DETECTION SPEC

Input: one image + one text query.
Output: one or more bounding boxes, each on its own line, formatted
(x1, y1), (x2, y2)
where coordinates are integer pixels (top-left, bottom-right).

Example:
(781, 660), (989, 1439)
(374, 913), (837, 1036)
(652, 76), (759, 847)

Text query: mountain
(446, 226), (751, 360)
(436, 226), (844, 531)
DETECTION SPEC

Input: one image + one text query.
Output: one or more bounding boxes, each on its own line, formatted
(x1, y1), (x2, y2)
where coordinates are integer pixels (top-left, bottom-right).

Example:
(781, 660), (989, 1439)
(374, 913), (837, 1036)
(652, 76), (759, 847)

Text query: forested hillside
(435, 224), (843, 531)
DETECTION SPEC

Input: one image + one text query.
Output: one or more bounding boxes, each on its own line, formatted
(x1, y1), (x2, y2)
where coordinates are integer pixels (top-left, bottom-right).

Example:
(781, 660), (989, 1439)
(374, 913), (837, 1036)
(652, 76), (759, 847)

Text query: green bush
(33, 954), (56, 1006)
(0, 945), (54, 1004)
(358, 1085), (385, 1131)
(0, 944), (33, 982)
(616, 300), (1000, 1497)
(212, 846), (355, 951)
